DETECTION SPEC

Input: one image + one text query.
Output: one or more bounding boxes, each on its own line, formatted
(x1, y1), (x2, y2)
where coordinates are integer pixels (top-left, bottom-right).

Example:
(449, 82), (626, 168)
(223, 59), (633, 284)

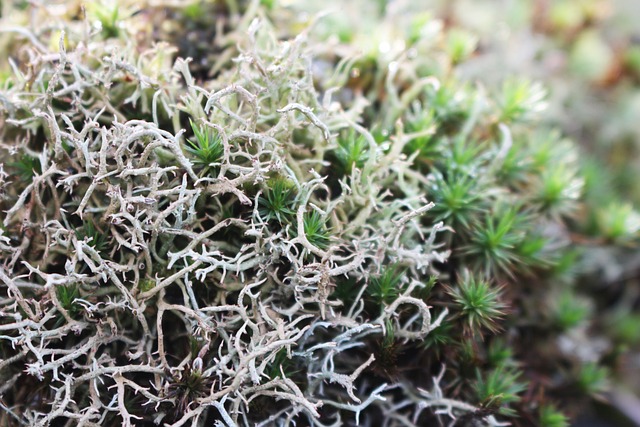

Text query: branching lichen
(1, 1), (637, 426)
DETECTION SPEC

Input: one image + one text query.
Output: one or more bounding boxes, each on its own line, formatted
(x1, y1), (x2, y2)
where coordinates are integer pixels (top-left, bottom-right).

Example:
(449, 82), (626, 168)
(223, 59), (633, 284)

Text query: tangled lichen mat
(1, 1), (640, 426)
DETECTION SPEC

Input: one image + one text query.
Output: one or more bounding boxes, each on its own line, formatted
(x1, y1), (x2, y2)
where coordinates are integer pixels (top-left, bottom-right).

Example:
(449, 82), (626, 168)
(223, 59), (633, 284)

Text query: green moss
(448, 273), (506, 335)
(474, 366), (527, 416)
(258, 176), (297, 224)
(540, 405), (569, 427)
(184, 119), (224, 175)
(367, 264), (407, 306)
(300, 210), (330, 250)
(334, 130), (370, 175)
(576, 362), (609, 395)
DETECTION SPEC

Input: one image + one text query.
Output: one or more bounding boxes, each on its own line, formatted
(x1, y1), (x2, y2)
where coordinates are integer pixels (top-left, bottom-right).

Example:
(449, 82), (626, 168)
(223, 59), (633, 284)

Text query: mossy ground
(0, 1), (639, 426)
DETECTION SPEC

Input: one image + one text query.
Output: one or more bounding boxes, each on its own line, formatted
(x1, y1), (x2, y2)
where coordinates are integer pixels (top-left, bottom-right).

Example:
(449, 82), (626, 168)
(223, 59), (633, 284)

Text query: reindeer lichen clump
(0, 1), (638, 426)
